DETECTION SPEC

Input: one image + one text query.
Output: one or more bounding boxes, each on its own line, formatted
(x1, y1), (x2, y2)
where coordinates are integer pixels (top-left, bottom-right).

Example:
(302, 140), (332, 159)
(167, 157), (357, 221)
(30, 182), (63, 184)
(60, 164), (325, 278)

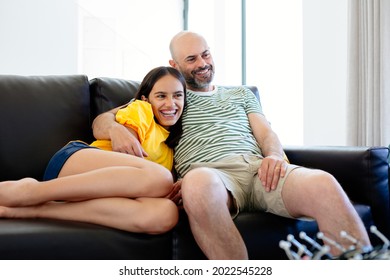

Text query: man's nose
(195, 56), (207, 69)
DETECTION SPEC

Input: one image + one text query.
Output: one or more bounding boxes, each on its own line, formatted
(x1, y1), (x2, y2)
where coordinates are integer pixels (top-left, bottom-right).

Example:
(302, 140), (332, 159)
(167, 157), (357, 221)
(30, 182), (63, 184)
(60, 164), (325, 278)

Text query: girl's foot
(0, 206), (8, 218)
(0, 178), (39, 207)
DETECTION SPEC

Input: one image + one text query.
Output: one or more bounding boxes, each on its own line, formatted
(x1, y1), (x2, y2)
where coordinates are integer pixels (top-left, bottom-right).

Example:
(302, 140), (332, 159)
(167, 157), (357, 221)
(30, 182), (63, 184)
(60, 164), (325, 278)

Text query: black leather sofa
(0, 74), (389, 259)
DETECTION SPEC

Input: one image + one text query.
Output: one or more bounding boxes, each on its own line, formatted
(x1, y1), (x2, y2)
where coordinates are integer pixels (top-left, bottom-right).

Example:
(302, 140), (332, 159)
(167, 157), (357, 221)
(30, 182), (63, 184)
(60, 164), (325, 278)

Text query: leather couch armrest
(284, 145), (390, 237)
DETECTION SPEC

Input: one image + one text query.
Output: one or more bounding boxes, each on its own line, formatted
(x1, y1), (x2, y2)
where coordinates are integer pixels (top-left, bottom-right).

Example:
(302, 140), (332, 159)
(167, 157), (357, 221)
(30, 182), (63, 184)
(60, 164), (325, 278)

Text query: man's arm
(248, 112), (287, 192)
(92, 103), (148, 157)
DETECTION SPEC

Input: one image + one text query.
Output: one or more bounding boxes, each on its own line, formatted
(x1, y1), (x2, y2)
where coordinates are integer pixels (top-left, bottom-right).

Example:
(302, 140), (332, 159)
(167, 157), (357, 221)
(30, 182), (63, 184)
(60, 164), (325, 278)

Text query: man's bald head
(169, 31), (209, 62)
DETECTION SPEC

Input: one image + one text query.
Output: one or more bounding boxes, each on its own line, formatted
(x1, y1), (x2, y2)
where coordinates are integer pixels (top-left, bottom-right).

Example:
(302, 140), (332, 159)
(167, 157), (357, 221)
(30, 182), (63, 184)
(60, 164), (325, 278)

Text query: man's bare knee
(181, 167), (229, 218)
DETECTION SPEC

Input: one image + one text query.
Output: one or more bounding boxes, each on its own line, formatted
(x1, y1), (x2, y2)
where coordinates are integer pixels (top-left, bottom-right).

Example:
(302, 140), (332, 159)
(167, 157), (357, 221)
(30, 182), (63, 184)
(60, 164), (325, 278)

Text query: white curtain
(347, 0), (390, 146)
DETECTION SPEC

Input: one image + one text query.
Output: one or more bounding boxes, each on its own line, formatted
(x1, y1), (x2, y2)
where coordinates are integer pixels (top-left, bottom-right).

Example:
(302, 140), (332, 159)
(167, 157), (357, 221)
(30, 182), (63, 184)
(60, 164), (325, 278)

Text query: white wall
(0, 0), (183, 78)
(302, 0), (348, 145)
(77, 0), (183, 81)
(0, 0), (78, 75)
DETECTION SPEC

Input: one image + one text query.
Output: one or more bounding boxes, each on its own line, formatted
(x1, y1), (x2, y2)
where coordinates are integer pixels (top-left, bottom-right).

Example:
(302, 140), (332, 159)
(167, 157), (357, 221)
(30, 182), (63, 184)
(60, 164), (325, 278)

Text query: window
(77, 0), (183, 81)
(188, 0), (304, 145)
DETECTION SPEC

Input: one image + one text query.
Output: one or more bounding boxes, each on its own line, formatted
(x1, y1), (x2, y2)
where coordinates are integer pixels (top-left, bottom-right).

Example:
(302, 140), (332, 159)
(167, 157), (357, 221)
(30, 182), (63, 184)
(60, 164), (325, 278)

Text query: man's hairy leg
(281, 168), (371, 255)
(181, 167), (248, 260)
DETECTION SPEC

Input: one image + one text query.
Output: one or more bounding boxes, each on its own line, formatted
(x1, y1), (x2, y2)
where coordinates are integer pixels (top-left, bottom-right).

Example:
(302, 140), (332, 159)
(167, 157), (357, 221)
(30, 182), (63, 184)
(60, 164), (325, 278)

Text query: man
(92, 31), (371, 259)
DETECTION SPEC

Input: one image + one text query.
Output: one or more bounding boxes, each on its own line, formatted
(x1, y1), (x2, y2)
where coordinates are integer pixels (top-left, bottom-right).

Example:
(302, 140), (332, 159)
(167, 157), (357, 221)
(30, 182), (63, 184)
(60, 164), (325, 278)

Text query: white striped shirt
(174, 86), (264, 177)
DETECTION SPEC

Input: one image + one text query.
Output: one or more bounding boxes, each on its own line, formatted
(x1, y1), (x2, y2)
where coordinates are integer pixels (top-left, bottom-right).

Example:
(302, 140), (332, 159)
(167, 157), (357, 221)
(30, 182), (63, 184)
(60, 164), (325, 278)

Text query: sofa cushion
(0, 75), (92, 180)
(0, 219), (173, 260)
(89, 77), (140, 121)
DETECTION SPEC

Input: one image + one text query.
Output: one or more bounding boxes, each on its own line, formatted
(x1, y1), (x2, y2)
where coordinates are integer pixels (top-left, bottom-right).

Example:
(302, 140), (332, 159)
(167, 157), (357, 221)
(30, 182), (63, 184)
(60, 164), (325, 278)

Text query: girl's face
(142, 74), (185, 129)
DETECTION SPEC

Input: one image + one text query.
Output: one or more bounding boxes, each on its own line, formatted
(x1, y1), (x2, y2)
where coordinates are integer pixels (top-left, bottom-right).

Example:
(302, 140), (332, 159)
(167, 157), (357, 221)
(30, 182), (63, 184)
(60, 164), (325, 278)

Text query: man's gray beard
(186, 73), (214, 90)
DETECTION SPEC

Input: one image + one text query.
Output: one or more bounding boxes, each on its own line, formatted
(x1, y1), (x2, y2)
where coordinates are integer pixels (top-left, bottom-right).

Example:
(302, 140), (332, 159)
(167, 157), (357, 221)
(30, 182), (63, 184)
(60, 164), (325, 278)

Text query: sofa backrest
(89, 77), (141, 121)
(0, 75), (92, 180)
(89, 77), (260, 121)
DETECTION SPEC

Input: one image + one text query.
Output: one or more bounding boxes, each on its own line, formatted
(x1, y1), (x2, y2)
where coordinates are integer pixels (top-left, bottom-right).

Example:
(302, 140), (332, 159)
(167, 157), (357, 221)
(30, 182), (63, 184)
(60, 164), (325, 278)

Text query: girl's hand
(167, 180), (183, 207)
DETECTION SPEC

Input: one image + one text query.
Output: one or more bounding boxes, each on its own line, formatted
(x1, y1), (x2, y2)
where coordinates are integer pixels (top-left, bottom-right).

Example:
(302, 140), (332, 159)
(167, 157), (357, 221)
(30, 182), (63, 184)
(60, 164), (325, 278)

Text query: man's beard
(185, 65), (214, 90)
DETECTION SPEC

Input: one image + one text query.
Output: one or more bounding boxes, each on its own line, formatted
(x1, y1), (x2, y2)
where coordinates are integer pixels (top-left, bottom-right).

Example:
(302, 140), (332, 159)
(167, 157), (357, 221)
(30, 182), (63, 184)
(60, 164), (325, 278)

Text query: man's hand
(92, 104), (148, 157)
(109, 123), (148, 157)
(258, 155), (287, 192)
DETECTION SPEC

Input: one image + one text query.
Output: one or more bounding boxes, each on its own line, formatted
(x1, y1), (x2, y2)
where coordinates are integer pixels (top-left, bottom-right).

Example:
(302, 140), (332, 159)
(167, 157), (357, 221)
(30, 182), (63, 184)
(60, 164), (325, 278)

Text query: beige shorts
(188, 154), (300, 219)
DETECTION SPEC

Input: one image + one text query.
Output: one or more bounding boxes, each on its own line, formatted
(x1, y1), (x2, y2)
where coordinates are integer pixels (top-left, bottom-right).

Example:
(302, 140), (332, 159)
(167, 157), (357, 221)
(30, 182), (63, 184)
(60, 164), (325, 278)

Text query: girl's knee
(142, 199), (178, 234)
(144, 165), (174, 197)
(156, 167), (174, 192)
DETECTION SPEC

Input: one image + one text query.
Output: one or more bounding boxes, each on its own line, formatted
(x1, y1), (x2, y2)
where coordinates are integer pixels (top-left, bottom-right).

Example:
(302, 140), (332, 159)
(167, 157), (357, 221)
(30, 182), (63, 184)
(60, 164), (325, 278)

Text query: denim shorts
(43, 141), (98, 181)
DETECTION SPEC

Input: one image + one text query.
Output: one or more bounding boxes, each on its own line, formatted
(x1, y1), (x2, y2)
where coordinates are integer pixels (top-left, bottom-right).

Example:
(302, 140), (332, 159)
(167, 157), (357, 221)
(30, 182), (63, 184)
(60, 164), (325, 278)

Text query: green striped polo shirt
(174, 86), (264, 177)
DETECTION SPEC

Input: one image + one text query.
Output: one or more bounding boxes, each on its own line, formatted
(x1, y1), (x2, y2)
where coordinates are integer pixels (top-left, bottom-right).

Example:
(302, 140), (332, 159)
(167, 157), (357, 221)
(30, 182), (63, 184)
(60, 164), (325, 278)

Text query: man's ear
(169, 59), (176, 68)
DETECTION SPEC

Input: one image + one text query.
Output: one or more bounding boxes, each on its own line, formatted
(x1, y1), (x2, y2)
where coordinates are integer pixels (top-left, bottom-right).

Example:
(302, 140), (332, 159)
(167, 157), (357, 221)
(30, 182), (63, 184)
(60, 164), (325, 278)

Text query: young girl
(0, 66), (186, 234)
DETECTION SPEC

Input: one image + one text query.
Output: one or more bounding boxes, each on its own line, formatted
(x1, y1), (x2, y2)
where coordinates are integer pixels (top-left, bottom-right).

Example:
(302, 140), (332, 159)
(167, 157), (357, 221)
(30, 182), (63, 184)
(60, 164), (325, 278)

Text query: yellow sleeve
(89, 139), (113, 151)
(115, 100), (154, 143)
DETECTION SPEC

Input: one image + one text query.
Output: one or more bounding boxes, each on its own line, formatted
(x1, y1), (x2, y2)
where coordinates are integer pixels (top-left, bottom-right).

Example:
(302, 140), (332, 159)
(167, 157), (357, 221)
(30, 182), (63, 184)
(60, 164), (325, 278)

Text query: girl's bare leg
(0, 149), (173, 207)
(0, 197), (178, 234)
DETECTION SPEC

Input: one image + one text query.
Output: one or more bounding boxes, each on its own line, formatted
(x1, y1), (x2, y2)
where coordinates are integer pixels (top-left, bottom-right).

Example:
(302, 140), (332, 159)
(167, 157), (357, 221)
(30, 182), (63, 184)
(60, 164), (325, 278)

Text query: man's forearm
(92, 103), (127, 140)
(92, 111), (117, 140)
(261, 132), (285, 159)
(91, 103), (146, 156)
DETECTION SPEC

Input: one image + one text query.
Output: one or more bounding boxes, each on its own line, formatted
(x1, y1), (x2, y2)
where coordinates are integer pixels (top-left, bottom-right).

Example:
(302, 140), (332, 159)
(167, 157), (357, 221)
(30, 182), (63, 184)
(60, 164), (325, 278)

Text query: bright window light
(77, 0), (183, 81)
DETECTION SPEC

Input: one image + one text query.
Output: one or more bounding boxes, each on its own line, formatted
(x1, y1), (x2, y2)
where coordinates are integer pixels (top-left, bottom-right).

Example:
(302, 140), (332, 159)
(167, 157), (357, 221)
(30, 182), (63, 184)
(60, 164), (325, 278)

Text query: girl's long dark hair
(134, 66), (186, 148)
